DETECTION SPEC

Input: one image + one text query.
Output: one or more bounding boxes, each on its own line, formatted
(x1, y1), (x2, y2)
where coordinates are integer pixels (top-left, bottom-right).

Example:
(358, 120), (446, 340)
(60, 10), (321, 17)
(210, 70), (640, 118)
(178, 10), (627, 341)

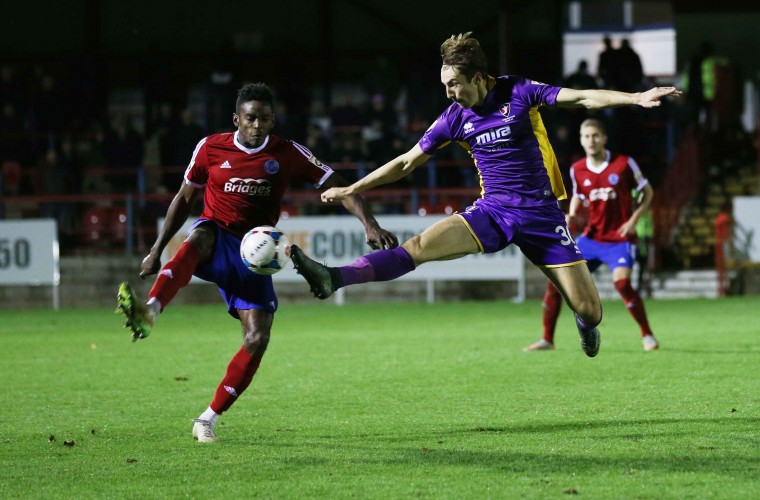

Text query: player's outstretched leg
(290, 245), (342, 299)
(575, 313), (601, 358)
(116, 282), (155, 341)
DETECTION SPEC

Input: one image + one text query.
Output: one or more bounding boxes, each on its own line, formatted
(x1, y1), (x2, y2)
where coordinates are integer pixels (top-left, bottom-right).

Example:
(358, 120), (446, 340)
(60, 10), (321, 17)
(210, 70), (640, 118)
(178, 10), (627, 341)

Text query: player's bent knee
(573, 296), (602, 325)
(242, 329), (270, 354)
(401, 237), (424, 263)
(187, 226), (216, 257)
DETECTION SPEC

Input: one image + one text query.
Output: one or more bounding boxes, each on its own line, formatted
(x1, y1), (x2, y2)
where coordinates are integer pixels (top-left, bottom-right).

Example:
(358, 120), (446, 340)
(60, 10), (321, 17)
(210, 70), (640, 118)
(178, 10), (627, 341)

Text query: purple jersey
(418, 76), (565, 207)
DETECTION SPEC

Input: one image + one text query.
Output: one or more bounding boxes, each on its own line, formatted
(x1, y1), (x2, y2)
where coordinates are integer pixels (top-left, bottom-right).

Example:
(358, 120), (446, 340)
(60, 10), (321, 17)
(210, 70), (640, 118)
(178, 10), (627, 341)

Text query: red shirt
(713, 212), (732, 241)
(570, 150), (648, 243)
(184, 132), (333, 237)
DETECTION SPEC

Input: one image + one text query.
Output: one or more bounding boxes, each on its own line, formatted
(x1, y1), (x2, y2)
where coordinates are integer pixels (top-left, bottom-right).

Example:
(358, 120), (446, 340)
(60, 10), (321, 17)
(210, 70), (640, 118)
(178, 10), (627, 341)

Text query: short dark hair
(236, 82), (274, 111)
(440, 32), (489, 81)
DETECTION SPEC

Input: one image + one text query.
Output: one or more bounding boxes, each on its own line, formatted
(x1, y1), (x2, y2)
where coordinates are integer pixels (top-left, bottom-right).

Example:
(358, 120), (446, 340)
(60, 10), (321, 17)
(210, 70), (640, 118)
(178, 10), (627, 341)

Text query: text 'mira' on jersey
(185, 131), (333, 237)
(418, 76), (565, 207)
(570, 150), (648, 243)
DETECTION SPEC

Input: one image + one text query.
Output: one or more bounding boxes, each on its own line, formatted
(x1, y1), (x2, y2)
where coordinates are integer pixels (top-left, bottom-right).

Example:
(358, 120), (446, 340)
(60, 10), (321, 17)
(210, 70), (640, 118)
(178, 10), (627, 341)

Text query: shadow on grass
(455, 415), (760, 435)
(248, 416), (760, 474)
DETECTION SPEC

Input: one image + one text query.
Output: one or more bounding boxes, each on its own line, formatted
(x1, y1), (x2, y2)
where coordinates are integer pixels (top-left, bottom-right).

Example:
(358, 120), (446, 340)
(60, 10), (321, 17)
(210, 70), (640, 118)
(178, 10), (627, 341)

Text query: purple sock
(339, 247), (416, 286)
(575, 310), (602, 331)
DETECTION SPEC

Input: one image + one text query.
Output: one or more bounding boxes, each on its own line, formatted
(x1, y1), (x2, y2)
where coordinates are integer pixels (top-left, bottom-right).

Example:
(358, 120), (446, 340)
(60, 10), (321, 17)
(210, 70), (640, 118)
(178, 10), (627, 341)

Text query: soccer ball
(240, 226), (291, 275)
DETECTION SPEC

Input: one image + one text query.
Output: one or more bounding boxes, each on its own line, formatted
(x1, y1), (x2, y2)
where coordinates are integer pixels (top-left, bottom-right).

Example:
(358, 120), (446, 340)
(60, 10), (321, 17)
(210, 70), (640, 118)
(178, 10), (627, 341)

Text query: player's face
(579, 125), (607, 157)
(441, 66), (483, 109)
(234, 100), (275, 148)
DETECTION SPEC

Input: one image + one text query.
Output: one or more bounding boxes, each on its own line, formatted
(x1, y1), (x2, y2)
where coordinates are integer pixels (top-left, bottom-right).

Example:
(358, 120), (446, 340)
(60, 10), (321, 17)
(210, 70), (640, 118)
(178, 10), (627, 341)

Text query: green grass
(1, 297), (758, 498)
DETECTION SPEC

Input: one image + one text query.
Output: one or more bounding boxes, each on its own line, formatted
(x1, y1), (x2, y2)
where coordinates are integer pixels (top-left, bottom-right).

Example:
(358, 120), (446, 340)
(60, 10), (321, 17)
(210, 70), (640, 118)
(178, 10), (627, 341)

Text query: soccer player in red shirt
(525, 118), (659, 352)
(117, 82), (397, 442)
(713, 202), (733, 296)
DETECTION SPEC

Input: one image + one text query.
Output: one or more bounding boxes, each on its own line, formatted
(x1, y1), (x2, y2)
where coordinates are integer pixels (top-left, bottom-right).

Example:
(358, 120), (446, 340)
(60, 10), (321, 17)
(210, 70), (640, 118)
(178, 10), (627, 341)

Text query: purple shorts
(190, 219), (278, 318)
(576, 236), (635, 272)
(458, 198), (584, 267)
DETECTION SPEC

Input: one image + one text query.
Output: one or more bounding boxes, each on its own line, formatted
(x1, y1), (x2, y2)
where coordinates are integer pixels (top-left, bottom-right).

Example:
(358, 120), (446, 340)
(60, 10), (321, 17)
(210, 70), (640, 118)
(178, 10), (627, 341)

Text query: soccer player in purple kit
(524, 118), (659, 352)
(291, 32), (680, 358)
(116, 82), (397, 443)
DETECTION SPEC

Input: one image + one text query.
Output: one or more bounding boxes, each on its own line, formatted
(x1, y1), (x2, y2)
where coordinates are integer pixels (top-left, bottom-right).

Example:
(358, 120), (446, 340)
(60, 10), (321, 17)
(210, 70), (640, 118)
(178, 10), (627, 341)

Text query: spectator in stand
(564, 60), (599, 90)
(597, 36), (621, 90)
(682, 41), (730, 131)
(102, 113), (145, 192)
(617, 39), (644, 93)
(560, 60), (599, 160)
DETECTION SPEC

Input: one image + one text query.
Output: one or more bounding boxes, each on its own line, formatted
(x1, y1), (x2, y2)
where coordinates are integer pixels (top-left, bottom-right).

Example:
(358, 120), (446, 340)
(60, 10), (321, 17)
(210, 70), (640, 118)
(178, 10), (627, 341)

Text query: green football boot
(116, 282), (153, 342)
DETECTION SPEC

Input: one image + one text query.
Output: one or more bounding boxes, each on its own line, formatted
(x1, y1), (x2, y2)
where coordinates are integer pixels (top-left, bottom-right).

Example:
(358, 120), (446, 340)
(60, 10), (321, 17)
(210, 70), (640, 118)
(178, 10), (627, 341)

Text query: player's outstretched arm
(140, 183), (201, 277)
(321, 144), (431, 203)
(556, 86), (682, 110)
(321, 173), (399, 250)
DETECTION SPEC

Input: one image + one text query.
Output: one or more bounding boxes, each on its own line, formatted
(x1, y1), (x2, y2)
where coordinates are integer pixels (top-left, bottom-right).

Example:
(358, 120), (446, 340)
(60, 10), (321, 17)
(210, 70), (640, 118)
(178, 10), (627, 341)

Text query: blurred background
(1, 0), (759, 307)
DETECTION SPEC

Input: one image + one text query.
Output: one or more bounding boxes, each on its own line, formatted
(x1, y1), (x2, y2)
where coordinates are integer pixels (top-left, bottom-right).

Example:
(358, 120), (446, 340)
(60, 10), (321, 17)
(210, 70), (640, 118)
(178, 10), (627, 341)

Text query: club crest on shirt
(265, 159), (280, 174)
(498, 103), (511, 117)
(608, 173), (619, 185)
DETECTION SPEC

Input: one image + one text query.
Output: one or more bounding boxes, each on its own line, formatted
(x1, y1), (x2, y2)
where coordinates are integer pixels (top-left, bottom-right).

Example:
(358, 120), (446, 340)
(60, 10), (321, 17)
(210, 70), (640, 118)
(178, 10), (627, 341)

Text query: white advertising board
(0, 219), (60, 309)
(159, 215), (525, 301)
(733, 197), (760, 262)
(0, 219), (59, 285)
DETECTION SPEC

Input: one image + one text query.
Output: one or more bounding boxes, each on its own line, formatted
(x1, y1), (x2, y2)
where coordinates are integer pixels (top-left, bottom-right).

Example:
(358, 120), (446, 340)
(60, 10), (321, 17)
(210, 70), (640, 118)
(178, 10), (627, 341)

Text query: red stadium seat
(110, 207), (128, 243)
(417, 201), (457, 216)
(82, 207), (110, 244)
(280, 204), (299, 220)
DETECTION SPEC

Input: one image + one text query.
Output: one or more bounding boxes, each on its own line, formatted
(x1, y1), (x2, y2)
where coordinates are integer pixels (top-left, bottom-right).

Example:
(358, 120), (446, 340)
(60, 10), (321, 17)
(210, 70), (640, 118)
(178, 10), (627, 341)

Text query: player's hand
(637, 87), (682, 108)
(365, 226), (399, 250)
(139, 251), (162, 279)
(618, 219), (637, 238)
(321, 187), (351, 203)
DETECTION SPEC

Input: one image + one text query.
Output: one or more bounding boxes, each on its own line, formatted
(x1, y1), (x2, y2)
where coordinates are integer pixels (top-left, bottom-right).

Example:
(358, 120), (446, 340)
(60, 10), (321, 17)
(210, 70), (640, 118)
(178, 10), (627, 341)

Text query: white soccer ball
(240, 226), (291, 275)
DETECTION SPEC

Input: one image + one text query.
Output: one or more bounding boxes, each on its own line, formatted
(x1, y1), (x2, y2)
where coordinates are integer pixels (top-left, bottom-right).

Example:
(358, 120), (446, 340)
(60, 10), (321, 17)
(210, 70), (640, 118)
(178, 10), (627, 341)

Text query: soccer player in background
(117, 83), (397, 443)
(524, 118), (659, 352)
(291, 33), (680, 358)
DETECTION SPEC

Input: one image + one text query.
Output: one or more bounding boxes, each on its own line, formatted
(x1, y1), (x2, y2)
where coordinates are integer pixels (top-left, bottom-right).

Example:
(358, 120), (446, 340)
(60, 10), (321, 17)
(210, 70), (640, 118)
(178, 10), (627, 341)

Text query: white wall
(563, 28), (676, 81)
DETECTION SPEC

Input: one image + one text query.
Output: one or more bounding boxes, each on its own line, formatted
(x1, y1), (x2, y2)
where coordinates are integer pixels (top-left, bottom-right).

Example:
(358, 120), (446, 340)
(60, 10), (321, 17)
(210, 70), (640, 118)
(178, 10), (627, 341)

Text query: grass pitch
(1, 297), (758, 498)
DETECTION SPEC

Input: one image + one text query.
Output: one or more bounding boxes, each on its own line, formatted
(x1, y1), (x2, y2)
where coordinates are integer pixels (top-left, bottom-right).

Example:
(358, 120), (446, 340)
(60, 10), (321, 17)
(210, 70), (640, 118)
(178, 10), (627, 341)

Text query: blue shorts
(458, 198), (585, 267)
(190, 219), (278, 319)
(576, 235), (635, 273)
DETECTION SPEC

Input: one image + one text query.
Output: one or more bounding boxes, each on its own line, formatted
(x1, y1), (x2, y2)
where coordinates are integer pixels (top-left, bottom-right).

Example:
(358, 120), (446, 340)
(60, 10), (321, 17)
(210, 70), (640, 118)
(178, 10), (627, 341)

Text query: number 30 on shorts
(555, 225), (577, 247)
